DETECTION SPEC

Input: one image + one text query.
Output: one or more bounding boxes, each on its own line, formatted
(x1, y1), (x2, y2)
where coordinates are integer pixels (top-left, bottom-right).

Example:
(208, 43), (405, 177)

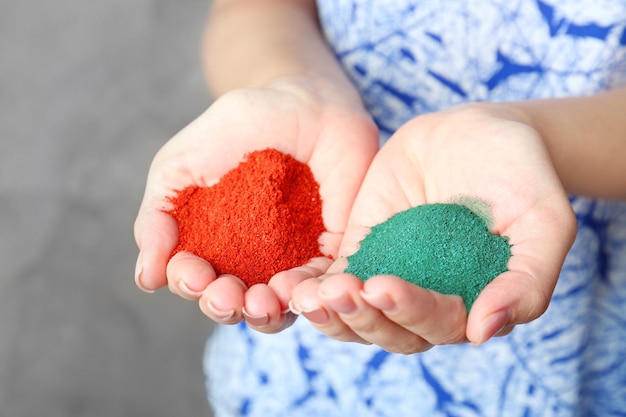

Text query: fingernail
(360, 290), (396, 312)
(134, 252), (154, 294)
(179, 280), (201, 298)
(206, 300), (235, 321)
(288, 300), (329, 324)
(302, 308), (330, 324)
(288, 300), (302, 315)
(242, 308), (269, 326)
(320, 292), (357, 315)
(475, 309), (510, 345)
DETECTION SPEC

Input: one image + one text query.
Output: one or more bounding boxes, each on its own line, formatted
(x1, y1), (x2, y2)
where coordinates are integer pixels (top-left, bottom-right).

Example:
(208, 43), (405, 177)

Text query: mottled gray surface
(1, 1), (215, 416)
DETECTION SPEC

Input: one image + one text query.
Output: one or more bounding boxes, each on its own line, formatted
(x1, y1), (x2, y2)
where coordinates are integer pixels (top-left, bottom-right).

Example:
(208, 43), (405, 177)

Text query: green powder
(345, 203), (511, 310)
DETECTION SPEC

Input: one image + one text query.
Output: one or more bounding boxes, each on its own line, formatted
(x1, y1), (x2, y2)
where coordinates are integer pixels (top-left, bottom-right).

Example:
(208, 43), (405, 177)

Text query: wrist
(446, 97), (626, 200)
(445, 101), (536, 128)
(204, 0), (356, 101)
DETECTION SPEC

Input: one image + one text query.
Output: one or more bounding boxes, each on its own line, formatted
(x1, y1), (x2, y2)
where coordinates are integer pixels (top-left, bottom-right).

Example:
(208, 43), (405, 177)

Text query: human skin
(290, 89), (626, 351)
(134, 0), (379, 332)
(290, 104), (576, 351)
(134, 0), (626, 348)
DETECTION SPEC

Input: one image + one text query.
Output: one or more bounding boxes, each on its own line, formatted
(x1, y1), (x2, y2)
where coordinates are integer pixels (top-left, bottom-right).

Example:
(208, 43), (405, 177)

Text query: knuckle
(388, 341), (433, 355)
(431, 327), (468, 345)
(351, 318), (381, 335)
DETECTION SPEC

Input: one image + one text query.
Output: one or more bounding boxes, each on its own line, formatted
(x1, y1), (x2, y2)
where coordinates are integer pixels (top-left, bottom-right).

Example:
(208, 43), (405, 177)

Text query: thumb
(466, 220), (576, 344)
(134, 202), (179, 292)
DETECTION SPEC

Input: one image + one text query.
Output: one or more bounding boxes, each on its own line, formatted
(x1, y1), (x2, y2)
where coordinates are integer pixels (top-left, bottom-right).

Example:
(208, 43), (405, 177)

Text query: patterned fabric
(205, 1), (626, 416)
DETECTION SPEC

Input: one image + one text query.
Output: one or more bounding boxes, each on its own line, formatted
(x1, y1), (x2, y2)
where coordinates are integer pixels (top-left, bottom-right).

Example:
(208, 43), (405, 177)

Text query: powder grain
(167, 148), (326, 287)
(345, 203), (511, 310)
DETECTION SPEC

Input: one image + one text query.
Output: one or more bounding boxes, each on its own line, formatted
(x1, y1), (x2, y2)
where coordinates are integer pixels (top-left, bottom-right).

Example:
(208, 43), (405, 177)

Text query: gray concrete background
(1, 1), (216, 416)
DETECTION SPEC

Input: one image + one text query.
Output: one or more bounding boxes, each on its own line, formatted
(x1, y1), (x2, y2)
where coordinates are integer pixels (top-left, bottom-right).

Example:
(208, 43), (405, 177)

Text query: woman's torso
(205, 2), (626, 416)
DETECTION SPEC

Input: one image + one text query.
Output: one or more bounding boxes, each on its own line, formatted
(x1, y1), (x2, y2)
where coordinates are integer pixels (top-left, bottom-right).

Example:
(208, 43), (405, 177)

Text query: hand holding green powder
(345, 203), (511, 310)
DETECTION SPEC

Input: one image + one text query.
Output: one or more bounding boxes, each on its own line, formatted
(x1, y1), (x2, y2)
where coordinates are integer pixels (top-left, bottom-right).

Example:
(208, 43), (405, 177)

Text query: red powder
(167, 148), (326, 287)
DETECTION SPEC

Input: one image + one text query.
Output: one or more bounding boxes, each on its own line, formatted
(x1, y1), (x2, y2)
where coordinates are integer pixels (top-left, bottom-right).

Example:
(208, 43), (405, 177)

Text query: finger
(242, 283), (295, 333)
(326, 256), (349, 275)
(318, 274), (433, 354)
(290, 277), (368, 344)
(269, 256), (333, 310)
(467, 205), (576, 345)
(496, 324), (516, 338)
(199, 275), (247, 324)
(360, 275), (468, 346)
(243, 257), (332, 334)
(166, 251), (217, 300)
(134, 207), (179, 292)
(466, 268), (547, 345)
(465, 151), (577, 340)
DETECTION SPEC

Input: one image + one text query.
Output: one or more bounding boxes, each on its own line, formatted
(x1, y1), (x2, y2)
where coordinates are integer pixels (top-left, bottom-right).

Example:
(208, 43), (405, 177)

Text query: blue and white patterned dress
(205, 1), (626, 416)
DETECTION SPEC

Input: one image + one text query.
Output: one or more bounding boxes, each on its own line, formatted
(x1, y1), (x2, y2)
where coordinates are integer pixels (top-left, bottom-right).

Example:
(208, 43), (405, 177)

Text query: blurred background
(1, 0), (216, 415)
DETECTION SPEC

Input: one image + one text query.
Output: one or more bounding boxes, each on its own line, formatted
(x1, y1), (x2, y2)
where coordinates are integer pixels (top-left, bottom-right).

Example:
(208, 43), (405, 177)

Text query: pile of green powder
(345, 203), (511, 310)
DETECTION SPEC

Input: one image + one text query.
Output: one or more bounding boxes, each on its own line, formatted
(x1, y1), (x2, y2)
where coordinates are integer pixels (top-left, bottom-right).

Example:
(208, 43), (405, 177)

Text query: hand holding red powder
(134, 78), (378, 332)
(290, 103), (577, 352)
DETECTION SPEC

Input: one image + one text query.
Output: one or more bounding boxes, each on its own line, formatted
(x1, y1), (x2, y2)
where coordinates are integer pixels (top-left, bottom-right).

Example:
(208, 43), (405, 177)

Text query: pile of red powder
(167, 148), (326, 287)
